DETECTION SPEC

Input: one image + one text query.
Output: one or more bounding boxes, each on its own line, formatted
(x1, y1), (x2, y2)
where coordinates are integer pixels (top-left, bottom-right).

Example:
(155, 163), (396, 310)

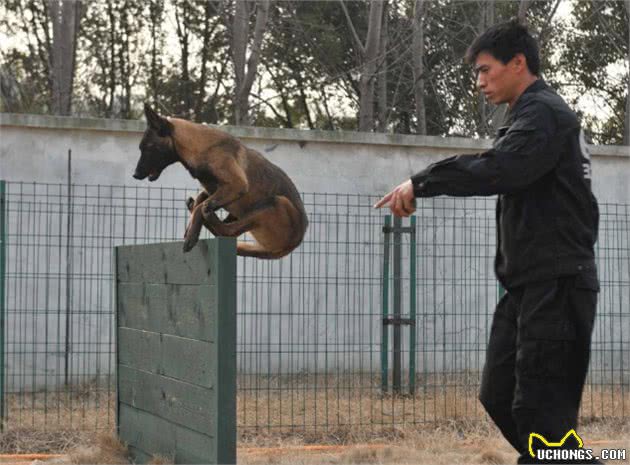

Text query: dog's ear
(144, 103), (173, 137)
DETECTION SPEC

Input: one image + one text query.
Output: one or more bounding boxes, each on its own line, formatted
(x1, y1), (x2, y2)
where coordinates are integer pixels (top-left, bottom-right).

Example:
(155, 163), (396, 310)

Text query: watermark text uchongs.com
(529, 429), (627, 462)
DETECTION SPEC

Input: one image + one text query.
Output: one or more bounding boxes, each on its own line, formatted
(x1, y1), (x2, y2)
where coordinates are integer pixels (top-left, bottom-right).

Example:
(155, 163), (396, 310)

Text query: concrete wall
(1, 113), (629, 203)
(1, 114), (628, 390)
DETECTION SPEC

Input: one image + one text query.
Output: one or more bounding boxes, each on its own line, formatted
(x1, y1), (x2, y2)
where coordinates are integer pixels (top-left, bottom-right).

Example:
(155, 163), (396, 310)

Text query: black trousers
(479, 274), (600, 464)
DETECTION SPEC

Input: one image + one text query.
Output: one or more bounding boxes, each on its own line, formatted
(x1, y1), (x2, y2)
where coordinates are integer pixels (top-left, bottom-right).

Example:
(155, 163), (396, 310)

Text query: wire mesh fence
(0, 180), (628, 440)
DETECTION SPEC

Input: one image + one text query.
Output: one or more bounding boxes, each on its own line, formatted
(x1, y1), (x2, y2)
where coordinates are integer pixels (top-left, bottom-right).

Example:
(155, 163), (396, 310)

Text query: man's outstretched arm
(374, 100), (557, 216)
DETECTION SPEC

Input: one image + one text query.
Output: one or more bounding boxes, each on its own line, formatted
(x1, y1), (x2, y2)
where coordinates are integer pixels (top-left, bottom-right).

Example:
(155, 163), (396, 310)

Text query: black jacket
(410, 79), (599, 289)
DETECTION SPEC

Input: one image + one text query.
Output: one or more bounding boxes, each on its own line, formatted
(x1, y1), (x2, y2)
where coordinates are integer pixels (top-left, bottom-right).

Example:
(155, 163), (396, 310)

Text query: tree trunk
(357, 1), (384, 131)
(412, 0), (427, 135)
(149, 0), (164, 105)
(232, 0), (270, 125)
(120, 2), (132, 119)
(293, 65), (314, 129)
(518, 0), (533, 24)
(174, 1), (193, 117)
(624, 1), (630, 145)
(195, 1), (215, 121)
(376, 1), (388, 133)
(48, 0), (81, 115)
(477, 0), (495, 136)
(106, 2), (116, 117)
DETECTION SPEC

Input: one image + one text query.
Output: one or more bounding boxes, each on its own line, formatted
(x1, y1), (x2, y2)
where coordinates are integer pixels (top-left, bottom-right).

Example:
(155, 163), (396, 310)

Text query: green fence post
(381, 215), (391, 393)
(409, 216), (416, 395)
(392, 216), (402, 394)
(0, 180), (6, 431)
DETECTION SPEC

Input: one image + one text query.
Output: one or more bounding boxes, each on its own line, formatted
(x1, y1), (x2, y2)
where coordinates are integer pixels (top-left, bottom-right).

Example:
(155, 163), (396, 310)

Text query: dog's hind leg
(235, 242), (285, 259)
(199, 199), (277, 238)
(200, 196), (300, 258)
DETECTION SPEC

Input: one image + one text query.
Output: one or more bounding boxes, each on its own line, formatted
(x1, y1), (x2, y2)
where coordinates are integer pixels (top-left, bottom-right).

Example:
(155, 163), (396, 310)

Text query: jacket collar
(509, 78), (547, 114)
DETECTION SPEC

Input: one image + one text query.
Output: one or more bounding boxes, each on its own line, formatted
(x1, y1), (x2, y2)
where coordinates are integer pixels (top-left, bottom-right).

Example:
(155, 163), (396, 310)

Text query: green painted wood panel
(116, 240), (215, 285)
(119, 403), (215, 464)
(118, 365), (215, 435)
(116, 238), (236, 465)
(117, 283), (216, 342)
(118, 327), (214, 388)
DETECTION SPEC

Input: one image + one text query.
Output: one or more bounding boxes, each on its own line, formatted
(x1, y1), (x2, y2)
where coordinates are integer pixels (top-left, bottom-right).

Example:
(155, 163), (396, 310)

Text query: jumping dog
(133, 104), (308, 258)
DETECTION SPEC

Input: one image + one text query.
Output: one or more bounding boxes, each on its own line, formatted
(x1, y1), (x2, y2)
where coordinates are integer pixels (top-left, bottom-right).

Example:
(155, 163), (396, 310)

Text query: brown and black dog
(133, 104), (308, 258)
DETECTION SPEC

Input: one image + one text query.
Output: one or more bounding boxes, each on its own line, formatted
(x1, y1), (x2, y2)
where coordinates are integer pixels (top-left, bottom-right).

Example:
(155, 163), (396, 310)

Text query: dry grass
(65, 434), (129, 465)
(236, 421), (629, 465)
(4, 421), (628, 465)
(2, 378), (629, 464)
(237, 375), (630, 446)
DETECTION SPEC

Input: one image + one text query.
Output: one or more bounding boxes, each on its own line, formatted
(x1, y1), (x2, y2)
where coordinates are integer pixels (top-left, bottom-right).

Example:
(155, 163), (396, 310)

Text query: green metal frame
(381, 215), (391, 393)
(381, 215), (418, 395)
(409, 215), (417, 395)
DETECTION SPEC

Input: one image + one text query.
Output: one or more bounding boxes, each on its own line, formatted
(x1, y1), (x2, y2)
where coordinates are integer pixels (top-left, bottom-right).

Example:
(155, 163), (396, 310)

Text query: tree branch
(339, 0), (365, 56)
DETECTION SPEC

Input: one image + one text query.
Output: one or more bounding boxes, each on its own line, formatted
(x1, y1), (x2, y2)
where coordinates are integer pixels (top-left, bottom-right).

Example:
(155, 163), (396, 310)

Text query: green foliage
(557, 0), (628, 144)
(0, 0), (627, 143)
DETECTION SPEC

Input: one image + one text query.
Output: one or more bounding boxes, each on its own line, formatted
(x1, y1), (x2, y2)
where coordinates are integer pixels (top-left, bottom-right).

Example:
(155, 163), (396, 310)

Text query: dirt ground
(1, 383), (628, 464)
(0, 419), (628, 465)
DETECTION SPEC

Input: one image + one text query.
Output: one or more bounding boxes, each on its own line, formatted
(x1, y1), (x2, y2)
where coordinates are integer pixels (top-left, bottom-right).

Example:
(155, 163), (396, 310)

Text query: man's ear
(144, 103), (173, 136)
(512, 53), (528, 73)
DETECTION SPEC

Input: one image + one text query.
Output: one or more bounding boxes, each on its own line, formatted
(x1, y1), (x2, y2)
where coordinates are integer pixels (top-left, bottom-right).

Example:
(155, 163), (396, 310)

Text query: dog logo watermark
(528, 429), (627, 462)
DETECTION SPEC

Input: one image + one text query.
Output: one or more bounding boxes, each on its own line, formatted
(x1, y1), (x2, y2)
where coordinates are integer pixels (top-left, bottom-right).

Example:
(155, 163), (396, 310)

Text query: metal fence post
(409, 216), (417, 395)
(383, 215), (416, 396)
(392, 216), (402, 394)
(381, 216), (391, 393)
(64, 150), (72, 386)
(0, 180), (6, 431)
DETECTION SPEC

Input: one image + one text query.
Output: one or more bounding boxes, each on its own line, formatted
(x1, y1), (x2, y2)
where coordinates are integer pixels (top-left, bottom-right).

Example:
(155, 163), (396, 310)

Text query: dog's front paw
(182, 229), (200, 253)
(182, 236), (198, 253)
(186, 196), (195, 212)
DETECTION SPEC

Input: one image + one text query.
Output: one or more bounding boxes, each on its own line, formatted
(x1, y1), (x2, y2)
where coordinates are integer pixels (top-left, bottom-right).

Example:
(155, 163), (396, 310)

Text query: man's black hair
(465, 18), (540, 76)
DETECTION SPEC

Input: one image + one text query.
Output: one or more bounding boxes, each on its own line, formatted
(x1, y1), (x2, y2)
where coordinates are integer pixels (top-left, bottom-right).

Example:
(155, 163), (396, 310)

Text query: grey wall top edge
(2, 112), (628, 158)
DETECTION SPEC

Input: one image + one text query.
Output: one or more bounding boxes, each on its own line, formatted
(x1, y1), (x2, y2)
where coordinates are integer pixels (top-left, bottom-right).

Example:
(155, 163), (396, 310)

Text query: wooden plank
(118, 365), (214, 436)
(116, 240), (216, 285)
(117, 283), (216, 341)
(118, 403), (215, 464)
(118, 328), (214, 388)
(126, 445), (153, 465)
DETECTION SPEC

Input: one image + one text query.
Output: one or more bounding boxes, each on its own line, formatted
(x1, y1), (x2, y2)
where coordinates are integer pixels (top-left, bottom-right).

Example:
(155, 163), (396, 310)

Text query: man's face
(474, 51), (519, 106)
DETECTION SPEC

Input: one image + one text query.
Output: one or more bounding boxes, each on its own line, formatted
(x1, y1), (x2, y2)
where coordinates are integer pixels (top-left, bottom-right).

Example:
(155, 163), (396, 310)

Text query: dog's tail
(237, 241), (295, 259)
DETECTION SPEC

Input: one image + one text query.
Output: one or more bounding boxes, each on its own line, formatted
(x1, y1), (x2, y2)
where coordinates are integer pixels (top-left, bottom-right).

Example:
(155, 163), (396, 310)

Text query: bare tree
(340, 0), (385, 132)
(412, 0), (427, 135)
(231, 0), (271, 125)
(376, 1), (388, 132)
(147, 0), (165, 105)
(48, 0), (81, 115)
(194, 1), (224, 122)
(518, 0), (533, 24)
(476, 0), (495, 135)
(625, 0), (630, 145)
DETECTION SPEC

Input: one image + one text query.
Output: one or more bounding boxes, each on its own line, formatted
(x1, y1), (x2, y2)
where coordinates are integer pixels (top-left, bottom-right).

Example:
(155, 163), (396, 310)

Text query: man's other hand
(373, 179), (416, 217)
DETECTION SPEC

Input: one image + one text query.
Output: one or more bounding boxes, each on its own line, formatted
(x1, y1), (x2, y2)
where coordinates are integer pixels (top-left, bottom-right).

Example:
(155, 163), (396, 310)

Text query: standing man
(375, 18), (600, 464)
